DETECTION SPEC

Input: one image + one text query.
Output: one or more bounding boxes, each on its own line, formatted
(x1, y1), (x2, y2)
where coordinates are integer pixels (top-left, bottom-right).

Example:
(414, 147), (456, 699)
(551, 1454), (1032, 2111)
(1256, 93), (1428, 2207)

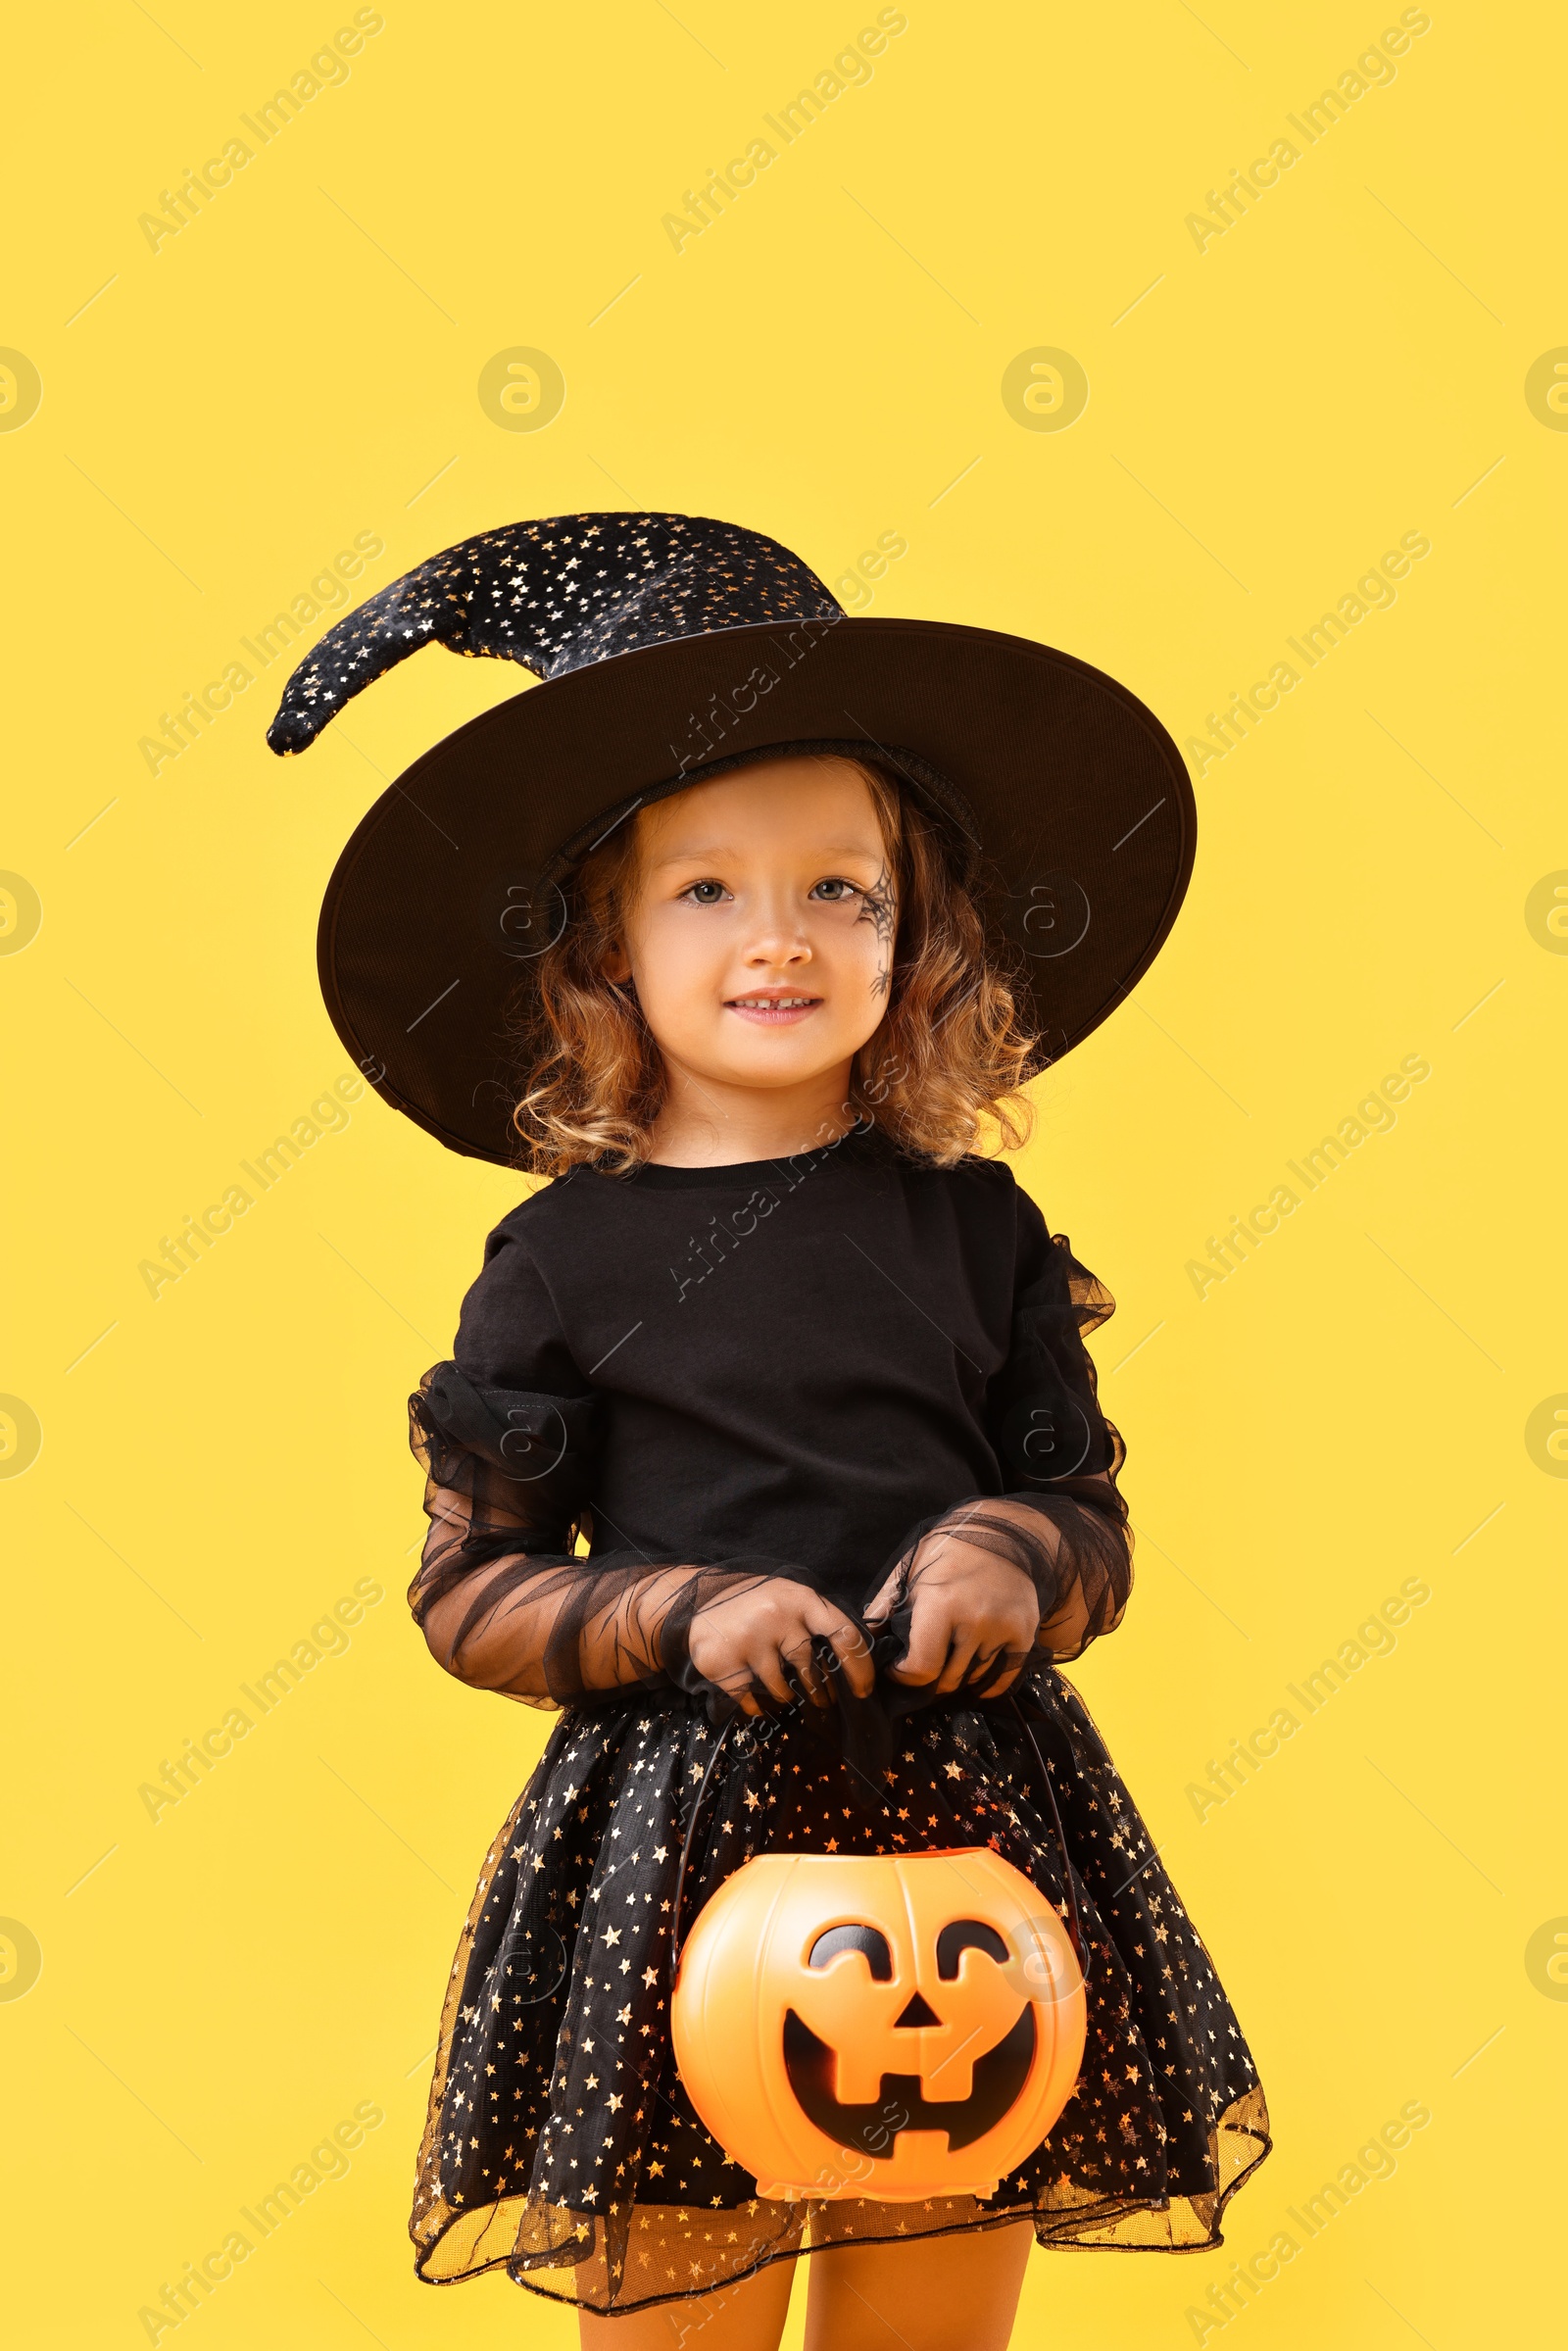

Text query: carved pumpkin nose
(895, 1991), (940, 2028)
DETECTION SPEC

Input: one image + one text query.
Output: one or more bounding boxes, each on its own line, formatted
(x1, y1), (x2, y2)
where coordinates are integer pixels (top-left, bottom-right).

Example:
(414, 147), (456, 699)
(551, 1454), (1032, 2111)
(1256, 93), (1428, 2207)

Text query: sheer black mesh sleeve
(408, 1365), (823, 1710)
(869, 1203), (1134, 1668)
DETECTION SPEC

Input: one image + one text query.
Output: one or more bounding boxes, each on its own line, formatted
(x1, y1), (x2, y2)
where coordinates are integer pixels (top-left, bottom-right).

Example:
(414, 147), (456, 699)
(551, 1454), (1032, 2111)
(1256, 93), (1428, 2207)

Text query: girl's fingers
(796, 1597), (872, 1699)
(708, 1658), (762, 1716)
(886, 1610), (952, 1686)
(896, 1604), (1031, 1692)
(709, 1591), (1044, 1710)
(749, 1643), (797, 1708)
(779, 1630), (830, 1707)
(933, 1624), (981, 1695)
(812, 1612), (875, 1698)
(860, 1571), (901, 1627)
(968, 1641), (1025, 1698)
(831, 1626), (875, 1700)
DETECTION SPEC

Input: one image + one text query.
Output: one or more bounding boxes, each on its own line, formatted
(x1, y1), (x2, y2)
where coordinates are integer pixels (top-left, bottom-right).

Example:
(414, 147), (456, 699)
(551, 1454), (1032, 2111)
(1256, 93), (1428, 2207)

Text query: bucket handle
(668, 1712), (742, 1992)
(667, 1692), (1089, 1993)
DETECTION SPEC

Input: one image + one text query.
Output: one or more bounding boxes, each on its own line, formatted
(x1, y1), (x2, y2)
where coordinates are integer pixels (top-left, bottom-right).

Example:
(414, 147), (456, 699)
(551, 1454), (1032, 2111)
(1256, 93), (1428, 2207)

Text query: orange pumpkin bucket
(671, 1844), (1086, 2203)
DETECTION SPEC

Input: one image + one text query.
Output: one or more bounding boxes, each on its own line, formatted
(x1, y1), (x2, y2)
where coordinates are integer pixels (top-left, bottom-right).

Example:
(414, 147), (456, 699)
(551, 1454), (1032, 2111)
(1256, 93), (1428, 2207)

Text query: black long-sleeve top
(408, 1121), (1132, 1705)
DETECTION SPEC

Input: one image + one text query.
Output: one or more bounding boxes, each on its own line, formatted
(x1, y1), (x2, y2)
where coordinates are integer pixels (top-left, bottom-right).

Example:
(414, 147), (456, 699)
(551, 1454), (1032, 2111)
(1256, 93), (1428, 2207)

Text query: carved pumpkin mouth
(782, 2005), (1038, 2155)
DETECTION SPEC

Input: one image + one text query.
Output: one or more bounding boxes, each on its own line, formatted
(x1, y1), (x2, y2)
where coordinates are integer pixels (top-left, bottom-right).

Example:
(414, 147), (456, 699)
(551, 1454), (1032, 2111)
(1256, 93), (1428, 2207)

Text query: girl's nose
(742, 928), (811, 968)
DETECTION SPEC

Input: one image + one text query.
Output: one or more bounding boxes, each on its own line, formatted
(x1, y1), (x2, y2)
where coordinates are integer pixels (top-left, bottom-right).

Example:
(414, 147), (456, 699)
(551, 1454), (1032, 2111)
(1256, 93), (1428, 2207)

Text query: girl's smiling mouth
(724, 991), (823, 1025)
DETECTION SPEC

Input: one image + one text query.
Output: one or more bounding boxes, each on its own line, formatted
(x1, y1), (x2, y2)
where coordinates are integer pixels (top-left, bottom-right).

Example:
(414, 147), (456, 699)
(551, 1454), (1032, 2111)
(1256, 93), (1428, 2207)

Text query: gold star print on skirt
(410, 1669), (1269, 2316)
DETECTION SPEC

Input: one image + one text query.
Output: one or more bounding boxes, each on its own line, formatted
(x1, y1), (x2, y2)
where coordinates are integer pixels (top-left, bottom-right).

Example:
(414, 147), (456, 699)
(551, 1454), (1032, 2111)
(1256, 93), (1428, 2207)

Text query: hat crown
(267, 511), (842, 755)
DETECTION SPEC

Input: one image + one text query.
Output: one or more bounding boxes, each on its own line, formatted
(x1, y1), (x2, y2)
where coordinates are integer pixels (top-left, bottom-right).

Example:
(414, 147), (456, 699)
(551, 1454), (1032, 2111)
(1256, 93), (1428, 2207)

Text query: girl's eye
(809, 877), (862, 903)
(681, 880), (730, 905)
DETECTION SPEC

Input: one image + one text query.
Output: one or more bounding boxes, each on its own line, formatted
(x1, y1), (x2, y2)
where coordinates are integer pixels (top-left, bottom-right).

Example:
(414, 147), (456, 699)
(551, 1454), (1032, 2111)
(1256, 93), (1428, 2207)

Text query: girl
(269, 512), (1269, 2348)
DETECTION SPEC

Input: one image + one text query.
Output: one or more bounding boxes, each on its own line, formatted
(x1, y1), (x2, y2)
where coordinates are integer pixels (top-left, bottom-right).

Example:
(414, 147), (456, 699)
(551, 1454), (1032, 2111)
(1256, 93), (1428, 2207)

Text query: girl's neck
(645, 1061), (859, 1168)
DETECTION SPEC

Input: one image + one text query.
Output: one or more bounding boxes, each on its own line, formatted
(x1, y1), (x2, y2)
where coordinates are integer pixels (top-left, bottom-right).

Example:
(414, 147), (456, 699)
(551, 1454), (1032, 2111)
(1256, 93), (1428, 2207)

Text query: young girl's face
(605, 755), (896, 1097)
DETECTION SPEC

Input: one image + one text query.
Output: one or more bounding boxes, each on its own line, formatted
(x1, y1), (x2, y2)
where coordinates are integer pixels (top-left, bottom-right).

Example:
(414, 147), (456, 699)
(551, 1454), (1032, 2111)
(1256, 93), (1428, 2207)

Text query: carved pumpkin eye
(937, 1920), (1010, 1978)
(808, 1924), (892, 1978)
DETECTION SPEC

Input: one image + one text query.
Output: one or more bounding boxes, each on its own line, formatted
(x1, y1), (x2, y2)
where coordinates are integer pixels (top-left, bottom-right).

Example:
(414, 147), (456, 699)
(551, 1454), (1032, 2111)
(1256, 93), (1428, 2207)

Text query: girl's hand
(864, 1524), (1041, 1698)
(686, 1578), (875, 1716)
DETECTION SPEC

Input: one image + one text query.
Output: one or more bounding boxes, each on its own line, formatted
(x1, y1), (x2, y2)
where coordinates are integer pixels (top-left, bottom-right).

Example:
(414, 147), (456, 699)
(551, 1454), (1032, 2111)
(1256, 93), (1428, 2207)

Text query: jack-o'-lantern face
(784, 1914), (1037, 2155)
(671, 1848), (1086, 2203)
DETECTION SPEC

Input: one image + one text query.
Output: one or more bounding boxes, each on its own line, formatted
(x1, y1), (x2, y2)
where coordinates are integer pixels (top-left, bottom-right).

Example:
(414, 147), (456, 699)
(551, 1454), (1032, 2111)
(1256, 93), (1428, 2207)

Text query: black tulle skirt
(410, 1667), (1270, 2314)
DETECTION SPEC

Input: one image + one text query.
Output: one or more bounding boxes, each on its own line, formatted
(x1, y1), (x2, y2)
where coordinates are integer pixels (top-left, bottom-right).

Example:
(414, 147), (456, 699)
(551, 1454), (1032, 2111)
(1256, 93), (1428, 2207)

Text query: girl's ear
(602, 939), (632, 985)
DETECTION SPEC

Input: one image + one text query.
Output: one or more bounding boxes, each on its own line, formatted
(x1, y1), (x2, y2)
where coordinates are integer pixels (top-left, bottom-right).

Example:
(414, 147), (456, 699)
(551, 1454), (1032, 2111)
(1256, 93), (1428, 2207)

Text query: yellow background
(4, 2), (1562, 2343)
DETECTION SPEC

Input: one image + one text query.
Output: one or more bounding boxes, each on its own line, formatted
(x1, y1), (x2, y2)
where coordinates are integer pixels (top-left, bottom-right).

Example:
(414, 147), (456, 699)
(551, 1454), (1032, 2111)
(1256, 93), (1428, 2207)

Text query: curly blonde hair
(512, 753), (1040, 1175)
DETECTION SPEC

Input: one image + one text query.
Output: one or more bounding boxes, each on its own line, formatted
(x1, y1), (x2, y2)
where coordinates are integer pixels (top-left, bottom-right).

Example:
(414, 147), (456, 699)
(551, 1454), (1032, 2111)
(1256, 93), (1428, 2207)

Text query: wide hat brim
(318, 614), (1195, 1165)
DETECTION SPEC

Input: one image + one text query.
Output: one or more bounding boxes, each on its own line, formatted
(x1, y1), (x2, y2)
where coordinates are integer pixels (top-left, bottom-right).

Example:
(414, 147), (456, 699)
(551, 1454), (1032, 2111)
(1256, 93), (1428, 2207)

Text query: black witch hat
(268, 512), (1195, 1165)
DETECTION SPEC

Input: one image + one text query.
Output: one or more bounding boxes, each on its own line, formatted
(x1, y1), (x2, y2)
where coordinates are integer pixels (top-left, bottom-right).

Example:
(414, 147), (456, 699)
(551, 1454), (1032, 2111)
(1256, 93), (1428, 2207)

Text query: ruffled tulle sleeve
(870, 1187), (1134, 1668)
(989, 1192), (1123, 1490)
(408, 1226), (811, 1710)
